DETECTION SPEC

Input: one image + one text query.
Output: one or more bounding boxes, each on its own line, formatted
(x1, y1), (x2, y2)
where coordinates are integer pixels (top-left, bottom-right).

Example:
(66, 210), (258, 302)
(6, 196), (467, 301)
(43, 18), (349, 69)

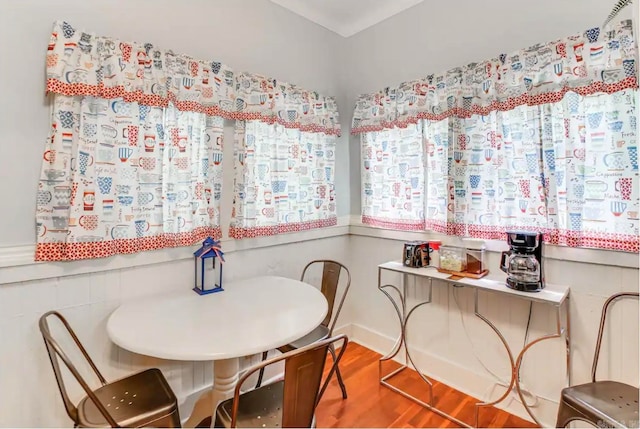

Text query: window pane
(230, 120), (337, 239)
(421, 90), (638, 251)
(361, 124), (425, 230)
(543, 91), (638, 251)
(35, 96), (224, 261)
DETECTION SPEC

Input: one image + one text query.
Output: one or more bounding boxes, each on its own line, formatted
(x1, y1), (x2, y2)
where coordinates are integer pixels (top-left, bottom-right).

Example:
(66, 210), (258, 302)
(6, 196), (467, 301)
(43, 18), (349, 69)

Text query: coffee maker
(500, 231), (544, 292)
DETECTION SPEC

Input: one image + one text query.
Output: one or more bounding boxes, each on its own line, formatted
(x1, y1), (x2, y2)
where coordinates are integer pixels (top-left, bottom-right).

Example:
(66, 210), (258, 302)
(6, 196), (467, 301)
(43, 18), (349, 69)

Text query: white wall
(346, 229), (639, 426)
(0, 233), (350, 427)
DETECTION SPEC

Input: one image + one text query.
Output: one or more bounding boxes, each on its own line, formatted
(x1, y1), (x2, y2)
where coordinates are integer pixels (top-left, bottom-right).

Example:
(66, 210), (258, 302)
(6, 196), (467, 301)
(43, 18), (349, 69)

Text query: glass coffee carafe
(503, 253), (541, 285)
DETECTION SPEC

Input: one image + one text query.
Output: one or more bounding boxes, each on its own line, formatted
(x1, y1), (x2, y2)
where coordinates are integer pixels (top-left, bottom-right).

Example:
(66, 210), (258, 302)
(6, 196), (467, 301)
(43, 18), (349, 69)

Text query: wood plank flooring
(197, 341), (538, 428)
(316, 342), (537, 428)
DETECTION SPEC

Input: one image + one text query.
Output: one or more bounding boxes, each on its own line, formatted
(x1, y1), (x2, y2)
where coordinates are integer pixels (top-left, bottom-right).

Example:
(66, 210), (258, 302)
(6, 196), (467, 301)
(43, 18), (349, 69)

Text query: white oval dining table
(107, 275), (328, 427)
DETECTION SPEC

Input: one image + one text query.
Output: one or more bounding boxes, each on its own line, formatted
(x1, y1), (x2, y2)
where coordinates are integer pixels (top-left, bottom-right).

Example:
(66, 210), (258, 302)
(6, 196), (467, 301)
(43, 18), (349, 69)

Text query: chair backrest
(300, 260), (351, 334)
(592, 292), (640, 382)
(231, 334), (348, 428)
(39, 311), (118, 427)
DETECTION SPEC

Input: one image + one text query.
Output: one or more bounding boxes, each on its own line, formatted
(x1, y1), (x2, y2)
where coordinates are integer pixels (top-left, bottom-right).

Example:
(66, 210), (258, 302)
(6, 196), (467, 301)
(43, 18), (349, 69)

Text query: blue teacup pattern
(233, 72), (340, 136)
(351, 21), (637, 134)
(353, 20), (638, 252)
(46, 20), (236, 121)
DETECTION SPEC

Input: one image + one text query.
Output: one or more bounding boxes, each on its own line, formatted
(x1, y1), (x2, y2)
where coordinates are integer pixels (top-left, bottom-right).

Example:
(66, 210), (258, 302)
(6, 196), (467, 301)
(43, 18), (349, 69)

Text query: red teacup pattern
(361, 91), (639, 252)
(45, 21), (341, 136)
(616, 177), (633, 201)
(37, 19), (342, 258)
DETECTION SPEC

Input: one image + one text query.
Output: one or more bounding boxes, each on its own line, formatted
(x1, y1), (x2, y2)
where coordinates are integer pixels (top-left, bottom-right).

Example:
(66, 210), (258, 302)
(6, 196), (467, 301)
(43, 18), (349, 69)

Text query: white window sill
(0, 215), (637, 285)
(347, 216), (639, 269)
(0, 217), (351, 284)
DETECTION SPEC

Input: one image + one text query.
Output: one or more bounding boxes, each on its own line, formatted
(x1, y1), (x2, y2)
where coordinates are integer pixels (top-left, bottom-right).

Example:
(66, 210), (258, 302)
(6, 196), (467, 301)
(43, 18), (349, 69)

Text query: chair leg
(255, 351), (269, 389)
(318, 344), (347, 400)
(330, 344), (348, 399)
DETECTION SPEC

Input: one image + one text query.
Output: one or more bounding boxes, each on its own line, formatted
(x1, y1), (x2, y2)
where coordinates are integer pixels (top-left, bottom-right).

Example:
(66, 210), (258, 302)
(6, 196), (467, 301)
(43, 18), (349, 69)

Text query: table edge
(106, 276), (329, 361)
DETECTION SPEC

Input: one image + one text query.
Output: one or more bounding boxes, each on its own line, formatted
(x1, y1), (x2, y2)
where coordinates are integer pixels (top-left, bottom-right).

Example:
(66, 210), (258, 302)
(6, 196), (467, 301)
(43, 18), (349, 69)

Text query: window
(36, 23), (342, 260)
(230, 121), (337, 238)
(229, 74), (341, 239)
(354, 20), (639, 252)
(36, 21), (233, 261)
(361, 124), (425, 230)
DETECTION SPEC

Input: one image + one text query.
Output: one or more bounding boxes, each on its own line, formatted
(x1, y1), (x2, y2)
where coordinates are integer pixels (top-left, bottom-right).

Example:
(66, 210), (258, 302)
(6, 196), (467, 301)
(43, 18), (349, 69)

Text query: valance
(233, 72), (341, 135)
(352, 20), (637, 134)
(46, 21), (236, 118)
(46, 21), (341, 135)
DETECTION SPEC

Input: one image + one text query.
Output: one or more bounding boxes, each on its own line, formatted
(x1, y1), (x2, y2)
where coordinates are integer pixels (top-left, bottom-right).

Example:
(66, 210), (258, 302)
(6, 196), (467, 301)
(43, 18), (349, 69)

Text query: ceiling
(270, 0), (427, 38)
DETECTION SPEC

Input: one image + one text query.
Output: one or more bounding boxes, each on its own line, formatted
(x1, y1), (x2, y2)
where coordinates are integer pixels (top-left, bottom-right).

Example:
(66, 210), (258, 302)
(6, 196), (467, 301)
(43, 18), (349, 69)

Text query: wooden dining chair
(215, 334), (348, 428)
(255, 260), (351, 400)
(556, 292), (639, 428)
(39, 311), (181, 428)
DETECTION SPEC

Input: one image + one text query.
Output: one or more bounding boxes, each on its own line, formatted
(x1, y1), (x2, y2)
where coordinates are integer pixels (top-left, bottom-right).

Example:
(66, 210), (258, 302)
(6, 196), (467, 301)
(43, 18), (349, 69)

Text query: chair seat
(278, 325), (329, 353)
(561, 380), (639, 428)
(215, 381), (285, 428)
(78, 368), (180, 428)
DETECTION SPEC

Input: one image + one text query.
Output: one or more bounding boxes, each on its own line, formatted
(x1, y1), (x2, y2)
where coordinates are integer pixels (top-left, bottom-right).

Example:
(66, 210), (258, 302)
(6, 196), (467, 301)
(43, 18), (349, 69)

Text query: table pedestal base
(183, 358), (240, 428)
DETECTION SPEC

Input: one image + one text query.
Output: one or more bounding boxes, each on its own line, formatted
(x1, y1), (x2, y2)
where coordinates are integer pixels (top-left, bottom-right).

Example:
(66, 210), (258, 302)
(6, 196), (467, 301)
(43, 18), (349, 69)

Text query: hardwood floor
(315, 342), (538, 428)
(197, 341), (538, 428)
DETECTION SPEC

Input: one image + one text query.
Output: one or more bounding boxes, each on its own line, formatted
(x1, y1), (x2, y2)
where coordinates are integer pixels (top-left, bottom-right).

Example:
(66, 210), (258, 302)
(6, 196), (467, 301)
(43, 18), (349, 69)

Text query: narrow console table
(377, 261), (571, 428)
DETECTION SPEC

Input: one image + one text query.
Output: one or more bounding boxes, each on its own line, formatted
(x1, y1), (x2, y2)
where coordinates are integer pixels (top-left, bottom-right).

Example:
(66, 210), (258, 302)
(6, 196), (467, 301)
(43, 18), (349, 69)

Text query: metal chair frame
(219, 334), (348, 428)
(556, 292), (639, 428)
(300, 259), (352, 338)
(40, 311), (118, 427)
(591, 292), (639, 384)
(39, 310), (180, 428)
(255, 260), (351, 399)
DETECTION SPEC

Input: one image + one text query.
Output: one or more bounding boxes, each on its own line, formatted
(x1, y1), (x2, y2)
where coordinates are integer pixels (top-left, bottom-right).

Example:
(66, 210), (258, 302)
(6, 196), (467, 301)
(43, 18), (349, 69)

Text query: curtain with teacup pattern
(37, 21), (343, 259)
(230, 121), (337, 239)
(36, 95), (225, 261)
(36, 20), (232, 261)
(355, 20), (639, 252)
(229, 73), (340, 239)
(361, 124), (425, 230)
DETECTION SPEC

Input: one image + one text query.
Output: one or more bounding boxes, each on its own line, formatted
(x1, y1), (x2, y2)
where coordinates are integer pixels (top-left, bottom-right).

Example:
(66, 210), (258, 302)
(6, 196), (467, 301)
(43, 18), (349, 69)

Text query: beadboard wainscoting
(0, 231), (350, 427)
(1, 221), (638, 427)
(344, 232), (639, 427)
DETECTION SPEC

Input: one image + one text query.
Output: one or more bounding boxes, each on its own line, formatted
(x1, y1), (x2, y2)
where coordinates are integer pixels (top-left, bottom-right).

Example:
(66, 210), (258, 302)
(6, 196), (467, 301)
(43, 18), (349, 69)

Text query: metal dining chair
(556, 292), (639, 428)
(255, 260), (351, 400)
(215, 334), (348, 428)
(39, 311), (181, 428)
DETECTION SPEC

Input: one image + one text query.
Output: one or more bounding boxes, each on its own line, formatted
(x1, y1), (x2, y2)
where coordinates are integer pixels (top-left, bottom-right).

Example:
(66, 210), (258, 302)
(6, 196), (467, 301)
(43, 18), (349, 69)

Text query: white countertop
(379, 261), (570, 305)
(107, 275), (328, 361)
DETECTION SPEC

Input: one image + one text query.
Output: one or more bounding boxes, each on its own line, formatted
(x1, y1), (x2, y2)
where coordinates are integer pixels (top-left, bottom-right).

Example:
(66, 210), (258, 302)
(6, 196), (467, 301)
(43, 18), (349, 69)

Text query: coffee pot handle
(500, 251), (510, 273)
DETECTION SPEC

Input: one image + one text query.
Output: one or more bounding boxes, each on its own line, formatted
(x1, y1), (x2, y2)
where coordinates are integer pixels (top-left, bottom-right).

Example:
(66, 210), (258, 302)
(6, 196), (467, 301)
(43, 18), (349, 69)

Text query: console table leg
(472, 288), (517, 428)
(564, 297), (572, 387)
(378, 283), (405, 362)
(513, 302), (567, 427)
